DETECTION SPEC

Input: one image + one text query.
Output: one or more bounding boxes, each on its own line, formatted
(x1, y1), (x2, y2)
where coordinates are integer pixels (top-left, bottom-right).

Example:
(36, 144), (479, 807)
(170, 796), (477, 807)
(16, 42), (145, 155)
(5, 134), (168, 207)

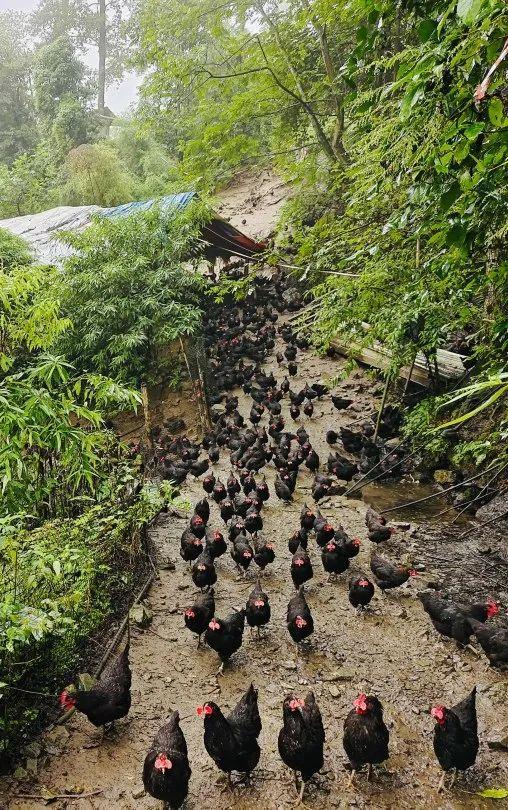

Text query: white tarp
(0, 205), (102, 265)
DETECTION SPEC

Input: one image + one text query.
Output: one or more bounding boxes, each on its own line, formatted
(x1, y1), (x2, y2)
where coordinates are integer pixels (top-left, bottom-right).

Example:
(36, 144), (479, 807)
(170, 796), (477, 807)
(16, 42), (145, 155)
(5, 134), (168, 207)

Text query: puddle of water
(361, 480), (463, 523)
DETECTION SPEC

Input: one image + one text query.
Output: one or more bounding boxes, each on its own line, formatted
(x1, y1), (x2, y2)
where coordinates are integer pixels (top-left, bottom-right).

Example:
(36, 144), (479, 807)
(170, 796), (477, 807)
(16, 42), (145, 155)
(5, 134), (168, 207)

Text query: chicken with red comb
(278, 691), (325, 805)
(343, 693), (389, 785)
(431, 687), (478, 792)
(143, 711), (191, 809)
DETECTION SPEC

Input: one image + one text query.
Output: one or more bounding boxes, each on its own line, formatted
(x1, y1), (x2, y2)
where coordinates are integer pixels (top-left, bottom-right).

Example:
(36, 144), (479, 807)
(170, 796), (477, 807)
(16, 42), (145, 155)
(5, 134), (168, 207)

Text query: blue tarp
(101, 192), (198, 220)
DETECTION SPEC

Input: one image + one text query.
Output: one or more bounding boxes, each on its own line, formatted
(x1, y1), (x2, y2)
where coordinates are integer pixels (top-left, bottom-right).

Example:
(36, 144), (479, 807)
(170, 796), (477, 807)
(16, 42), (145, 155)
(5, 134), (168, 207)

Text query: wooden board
(330, 336), (466, 387)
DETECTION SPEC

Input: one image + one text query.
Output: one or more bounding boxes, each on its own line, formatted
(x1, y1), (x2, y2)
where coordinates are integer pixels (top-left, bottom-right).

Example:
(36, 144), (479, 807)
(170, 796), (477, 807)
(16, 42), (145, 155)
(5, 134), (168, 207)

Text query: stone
(45, 726), (69, 745)
(132, 787), (146, 800)
(328, 684), (340, 698)
(487, 735), (508, 751)
(25, 742), (42, 758)
(281, 660), (297, 671)
(130, 602), (153, 628)
(13, 767), (28, 780)
(433, 469), (455, 485)
(324, 668), (355, 682)
(25, 757), (38, 775)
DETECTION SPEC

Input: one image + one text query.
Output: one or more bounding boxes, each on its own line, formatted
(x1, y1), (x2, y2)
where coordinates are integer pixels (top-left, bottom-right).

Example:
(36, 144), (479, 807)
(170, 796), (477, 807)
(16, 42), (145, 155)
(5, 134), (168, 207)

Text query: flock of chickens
(57, 271), (507, 808)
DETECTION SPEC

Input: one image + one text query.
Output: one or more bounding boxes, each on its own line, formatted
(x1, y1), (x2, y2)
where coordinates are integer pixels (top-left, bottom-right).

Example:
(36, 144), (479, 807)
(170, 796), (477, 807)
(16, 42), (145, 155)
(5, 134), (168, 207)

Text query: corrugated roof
(0, 193), (199, 264)
(101, 192), (197, 220)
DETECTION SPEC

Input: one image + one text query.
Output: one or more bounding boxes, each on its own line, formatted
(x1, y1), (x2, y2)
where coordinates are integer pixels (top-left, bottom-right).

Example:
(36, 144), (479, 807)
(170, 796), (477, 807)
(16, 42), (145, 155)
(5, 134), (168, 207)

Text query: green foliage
(435, 372), (508, 430)
(57, 204), (210, 385)
(62, 141), (134, 206)
(0, 228), (32, 271)
(0, 13), (37, 166)
(0, 473), (179, 755)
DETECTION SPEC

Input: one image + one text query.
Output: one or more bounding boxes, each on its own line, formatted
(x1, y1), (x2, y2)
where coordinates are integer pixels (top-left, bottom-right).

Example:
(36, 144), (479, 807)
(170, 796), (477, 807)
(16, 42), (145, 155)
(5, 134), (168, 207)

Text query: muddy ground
(2, 173), (507, 810)
(3, 307), (508, 810)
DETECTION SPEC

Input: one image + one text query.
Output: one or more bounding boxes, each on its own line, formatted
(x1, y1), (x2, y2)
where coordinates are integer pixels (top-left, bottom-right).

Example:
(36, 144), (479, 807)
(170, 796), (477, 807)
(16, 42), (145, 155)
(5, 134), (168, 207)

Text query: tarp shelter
(0, 192), (266, 266)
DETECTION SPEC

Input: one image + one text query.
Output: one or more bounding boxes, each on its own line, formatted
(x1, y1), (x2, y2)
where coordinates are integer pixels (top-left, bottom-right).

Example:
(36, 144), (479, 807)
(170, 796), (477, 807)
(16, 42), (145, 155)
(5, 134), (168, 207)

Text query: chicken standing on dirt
(184, 588), (215, 647)
(419, 591), (476, 646)
(370, 551), (417, 592)
(469, 619), (508, 669)
(291, 544), (313, 589)
(143, 710), (191, 809)
(348, 576), (375, 611)
(343, 694), (389, 785)
(431, 687), (479, 792)
(365, 506), (393, 544)
(204, 609), (246, 674)
(278, 692), (325, 806)
(246, 579), (271, 637)
(199, 683), (262, 789)
(59, 636), (131, 730)
(287, 587), (314, 644)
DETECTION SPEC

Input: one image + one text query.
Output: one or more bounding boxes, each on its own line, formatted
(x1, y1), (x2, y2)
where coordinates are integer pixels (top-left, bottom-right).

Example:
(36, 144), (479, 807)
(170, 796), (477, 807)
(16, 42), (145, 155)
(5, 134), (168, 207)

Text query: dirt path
(2, 176), (507, 810)
(4, 310), (507, 810)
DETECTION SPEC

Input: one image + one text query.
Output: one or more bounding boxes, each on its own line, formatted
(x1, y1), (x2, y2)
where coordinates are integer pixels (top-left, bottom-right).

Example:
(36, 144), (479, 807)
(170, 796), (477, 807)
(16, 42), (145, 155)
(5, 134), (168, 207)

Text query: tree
(0, 13), (37, 165)
(62, 141), (134, 205)
(57, 205), (209, 385)
(31, 0), (131, 114)
(33, 35), (90, 127)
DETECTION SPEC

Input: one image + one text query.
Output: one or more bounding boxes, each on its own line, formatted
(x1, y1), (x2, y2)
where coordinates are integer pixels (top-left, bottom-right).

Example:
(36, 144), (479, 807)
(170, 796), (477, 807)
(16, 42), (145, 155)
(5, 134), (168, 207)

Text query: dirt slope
(215, 170), (291, 241)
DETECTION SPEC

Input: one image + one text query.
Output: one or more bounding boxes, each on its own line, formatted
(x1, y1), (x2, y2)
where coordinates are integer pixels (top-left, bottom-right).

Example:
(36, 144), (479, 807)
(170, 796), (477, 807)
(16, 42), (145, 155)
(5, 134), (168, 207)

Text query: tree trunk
(98, 0), (106, 113)
(306, 11), (349, 164)
(258, 6), (338, 164)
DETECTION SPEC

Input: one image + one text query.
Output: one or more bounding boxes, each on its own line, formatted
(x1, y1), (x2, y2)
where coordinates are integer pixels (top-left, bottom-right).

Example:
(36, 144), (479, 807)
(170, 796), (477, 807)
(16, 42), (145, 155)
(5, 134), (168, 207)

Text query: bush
(0, 474), (179, 761)
(57, 202), (211, 385)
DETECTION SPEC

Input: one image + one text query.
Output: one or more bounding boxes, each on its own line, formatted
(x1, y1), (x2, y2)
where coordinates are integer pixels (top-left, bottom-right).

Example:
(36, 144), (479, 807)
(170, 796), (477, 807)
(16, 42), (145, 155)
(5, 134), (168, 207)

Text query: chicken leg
(347, 769), (356, 788)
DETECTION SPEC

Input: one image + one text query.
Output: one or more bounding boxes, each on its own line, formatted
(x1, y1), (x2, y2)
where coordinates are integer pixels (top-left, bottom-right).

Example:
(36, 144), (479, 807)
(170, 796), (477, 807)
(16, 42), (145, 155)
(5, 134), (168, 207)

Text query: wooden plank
(330, 338), (466, 387)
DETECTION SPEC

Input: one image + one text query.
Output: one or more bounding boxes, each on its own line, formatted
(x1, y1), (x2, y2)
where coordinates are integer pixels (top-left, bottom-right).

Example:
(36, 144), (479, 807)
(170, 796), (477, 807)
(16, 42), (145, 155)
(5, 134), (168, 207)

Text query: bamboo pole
(373, 373), (391, 442)
(140, 382), (153, 451)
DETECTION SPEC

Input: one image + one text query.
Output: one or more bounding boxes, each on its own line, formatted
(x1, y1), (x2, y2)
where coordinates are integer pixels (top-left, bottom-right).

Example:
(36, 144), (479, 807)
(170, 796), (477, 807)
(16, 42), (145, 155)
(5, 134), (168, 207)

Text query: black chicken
(203, 473), (216, 494)
(246, 579), (271, 637)
(204, 609), (246, 674)
(343, 694), (389, 785)
(288, 528), (309, 555)
(253, 536), (275, 572)
(331, 394), (353, 410)
(179, 529), (203, 566)
(291, 545), (313, 589)
(300, 503), (316, 531)
(419, 592), (475, 646)
(468, 620), (508, 669)
(143, 711), (191, 809)
(205, 527), (227, 559)
(193, 498), (210, 524)
(191, 547), (217, 591)
(370, 552), (417, 592)
(365, 506), (393, 543)
(184, 588), (215, 646)
(431, 687), (479, 792)
(287, 587), (314, 644)
(275, 475), (293, 503)
(189, 513), (206, 538)
(278, 692), (325, 805)
(348, 576), (375, 611)
(321, 540), (350, 581)
(231, 535), (254, 574)
(59, 635), (131, 729)
(199, 684), (261, 787)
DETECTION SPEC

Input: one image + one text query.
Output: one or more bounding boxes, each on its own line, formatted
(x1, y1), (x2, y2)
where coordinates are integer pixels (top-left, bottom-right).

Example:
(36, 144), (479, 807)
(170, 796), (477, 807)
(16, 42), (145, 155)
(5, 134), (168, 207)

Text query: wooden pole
(373, 373), (391, 442)
(140, 382), (153, 451)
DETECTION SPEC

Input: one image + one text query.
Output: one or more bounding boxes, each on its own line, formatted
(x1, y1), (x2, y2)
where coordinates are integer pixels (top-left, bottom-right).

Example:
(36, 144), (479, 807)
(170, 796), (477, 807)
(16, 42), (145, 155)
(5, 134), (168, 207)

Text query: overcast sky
(1, 0), (140, 114)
